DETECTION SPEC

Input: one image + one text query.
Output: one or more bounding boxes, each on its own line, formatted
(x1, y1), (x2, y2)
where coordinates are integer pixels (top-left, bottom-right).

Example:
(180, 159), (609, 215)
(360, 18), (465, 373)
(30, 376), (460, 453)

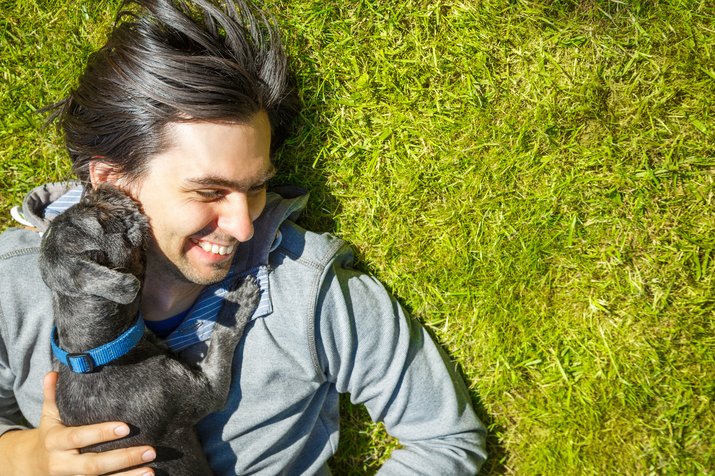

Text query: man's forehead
(144, 114), (273, 181)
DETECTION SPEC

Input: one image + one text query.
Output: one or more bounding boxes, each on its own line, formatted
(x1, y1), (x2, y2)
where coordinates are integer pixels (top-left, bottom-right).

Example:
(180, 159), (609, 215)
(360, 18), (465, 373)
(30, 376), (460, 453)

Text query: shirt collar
(162, 265), (272, 353)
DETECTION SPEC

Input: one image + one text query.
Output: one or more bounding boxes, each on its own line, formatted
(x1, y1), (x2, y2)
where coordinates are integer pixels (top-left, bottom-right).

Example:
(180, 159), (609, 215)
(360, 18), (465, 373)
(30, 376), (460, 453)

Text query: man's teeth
(196, 240), (234, 256)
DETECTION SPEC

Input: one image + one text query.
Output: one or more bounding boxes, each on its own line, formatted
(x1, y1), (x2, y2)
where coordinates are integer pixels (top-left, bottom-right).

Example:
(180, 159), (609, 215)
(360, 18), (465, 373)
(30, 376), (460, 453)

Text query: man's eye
(248, 183), (268, 195)
(196, 190), (225, 200)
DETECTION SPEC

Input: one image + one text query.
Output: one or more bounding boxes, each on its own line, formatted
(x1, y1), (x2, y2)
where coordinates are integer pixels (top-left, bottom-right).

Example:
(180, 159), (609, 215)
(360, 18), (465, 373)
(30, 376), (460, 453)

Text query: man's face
(125, 111), (274, 286)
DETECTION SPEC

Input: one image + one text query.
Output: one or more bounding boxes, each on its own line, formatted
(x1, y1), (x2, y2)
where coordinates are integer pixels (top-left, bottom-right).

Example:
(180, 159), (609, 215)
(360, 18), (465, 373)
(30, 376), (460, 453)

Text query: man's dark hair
(51, 0), (299, 186)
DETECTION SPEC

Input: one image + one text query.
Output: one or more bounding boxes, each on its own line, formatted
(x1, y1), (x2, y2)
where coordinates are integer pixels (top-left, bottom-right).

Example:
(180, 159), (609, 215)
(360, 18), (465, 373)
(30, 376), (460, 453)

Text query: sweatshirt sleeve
(0, 310), (29, 436)
(314, 244), (487, 475)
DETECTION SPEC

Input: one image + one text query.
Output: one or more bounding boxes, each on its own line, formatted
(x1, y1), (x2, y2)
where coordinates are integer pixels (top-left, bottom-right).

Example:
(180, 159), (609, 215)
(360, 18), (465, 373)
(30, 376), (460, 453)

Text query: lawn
(2, 0), (714, 474)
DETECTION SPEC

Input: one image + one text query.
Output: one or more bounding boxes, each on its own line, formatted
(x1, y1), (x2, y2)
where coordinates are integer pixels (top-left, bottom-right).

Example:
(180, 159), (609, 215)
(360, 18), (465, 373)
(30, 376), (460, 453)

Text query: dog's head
(40, 185), (149, 305)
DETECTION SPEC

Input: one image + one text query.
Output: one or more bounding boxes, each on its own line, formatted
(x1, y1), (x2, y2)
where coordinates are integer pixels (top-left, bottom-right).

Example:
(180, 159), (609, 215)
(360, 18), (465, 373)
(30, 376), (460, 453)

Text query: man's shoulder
(274, 220), (352, 271)
(261, 187), (354, 271)
(0, 228), (48, 327)
(0, 227), (42, 261)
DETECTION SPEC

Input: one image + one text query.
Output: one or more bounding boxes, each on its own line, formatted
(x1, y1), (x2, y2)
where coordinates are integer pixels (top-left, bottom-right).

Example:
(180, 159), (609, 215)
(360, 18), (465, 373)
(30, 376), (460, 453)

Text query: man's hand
(0, 372), (156, 476)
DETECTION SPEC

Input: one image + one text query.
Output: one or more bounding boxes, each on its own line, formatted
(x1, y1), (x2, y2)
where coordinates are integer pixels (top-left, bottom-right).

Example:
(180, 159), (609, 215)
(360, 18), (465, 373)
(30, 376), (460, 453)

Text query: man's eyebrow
(185, 165), (277, 190)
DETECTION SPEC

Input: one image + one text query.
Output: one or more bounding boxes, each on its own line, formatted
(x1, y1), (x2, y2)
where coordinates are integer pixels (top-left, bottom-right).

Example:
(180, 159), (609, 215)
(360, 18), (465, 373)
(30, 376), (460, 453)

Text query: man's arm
(0, 373), (157, 476)
(315, 246), (488, 475)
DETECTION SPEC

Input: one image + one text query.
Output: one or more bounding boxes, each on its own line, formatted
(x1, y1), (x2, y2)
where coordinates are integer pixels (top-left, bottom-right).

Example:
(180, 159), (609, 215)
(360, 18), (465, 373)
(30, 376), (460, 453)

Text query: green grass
(2, 0), (714, 474)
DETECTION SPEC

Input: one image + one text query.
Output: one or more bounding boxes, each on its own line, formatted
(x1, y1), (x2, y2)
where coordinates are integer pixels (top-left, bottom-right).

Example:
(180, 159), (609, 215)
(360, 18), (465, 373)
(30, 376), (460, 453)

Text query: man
(0, 0), (487, 474)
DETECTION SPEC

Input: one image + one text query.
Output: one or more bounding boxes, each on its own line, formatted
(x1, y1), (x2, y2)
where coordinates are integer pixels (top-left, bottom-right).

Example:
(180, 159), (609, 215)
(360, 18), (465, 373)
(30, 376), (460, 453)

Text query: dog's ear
(42, 255), (141, 305)
(75, 260), (141, 304)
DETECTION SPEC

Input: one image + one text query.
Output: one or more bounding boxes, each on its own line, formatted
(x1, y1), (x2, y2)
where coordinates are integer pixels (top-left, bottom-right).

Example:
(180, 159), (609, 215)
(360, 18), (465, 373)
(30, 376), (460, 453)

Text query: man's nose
(216, 194), (254, 242)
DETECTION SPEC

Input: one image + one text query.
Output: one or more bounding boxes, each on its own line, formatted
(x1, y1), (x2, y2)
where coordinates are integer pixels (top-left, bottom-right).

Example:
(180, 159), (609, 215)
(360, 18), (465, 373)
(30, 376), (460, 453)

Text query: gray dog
(39, 185), (259, 475)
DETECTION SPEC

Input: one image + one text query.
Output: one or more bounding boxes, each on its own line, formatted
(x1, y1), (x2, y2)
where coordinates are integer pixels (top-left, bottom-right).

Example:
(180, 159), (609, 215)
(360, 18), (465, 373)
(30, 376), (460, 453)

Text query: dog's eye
(83, 249), (108, 264)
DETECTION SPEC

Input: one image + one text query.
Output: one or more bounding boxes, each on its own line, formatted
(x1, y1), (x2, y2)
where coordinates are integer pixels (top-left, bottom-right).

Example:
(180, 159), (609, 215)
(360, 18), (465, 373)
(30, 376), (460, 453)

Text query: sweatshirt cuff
(0, 423), (30, 438)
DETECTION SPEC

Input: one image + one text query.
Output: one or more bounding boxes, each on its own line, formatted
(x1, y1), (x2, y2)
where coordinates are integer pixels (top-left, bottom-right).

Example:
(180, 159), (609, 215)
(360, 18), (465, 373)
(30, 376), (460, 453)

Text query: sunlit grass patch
(2, 0), (713, 474)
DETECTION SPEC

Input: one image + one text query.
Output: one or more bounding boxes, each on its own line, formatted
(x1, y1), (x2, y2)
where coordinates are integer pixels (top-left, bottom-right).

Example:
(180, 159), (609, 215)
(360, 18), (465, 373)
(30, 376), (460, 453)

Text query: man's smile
(190, 238), (236, 257)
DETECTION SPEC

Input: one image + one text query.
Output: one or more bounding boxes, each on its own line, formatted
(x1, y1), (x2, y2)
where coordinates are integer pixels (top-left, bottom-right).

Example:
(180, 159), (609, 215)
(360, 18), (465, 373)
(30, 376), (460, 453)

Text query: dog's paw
(230, 275), (260, 305)
(216, 275), (261, 328)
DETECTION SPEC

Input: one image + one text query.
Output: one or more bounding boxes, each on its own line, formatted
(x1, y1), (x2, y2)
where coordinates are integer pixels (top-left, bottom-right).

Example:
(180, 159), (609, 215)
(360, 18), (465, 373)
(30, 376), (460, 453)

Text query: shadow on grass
(328, 393), (508, 475)
(468, 384), (509, 475)
(277, 113), (506, 474)
(277, 144), (507, 476)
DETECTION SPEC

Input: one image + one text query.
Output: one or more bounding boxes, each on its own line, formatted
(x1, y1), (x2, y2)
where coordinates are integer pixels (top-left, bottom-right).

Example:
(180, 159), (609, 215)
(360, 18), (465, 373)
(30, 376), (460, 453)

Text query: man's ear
(89, 160), (123, 188)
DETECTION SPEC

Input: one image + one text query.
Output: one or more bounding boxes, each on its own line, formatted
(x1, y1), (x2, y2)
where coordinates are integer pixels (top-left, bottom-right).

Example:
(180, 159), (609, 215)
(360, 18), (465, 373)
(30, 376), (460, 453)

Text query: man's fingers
(53, 446), (156, 476)
(45, 421), (134, 452)
(113, 468), (156, 476)
(41, 372), (133, 452)
(41, 371), (60, 419)
(38, 372), (156, 475)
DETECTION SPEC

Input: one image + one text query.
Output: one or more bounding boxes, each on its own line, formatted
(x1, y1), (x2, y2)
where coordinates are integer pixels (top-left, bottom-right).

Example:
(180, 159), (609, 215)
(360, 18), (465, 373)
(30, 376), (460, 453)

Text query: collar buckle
(67, 353), (96, 373)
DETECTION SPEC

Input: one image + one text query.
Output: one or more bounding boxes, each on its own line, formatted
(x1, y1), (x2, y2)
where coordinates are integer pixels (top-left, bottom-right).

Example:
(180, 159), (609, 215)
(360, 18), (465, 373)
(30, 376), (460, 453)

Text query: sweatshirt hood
(20, 181), (83, 232)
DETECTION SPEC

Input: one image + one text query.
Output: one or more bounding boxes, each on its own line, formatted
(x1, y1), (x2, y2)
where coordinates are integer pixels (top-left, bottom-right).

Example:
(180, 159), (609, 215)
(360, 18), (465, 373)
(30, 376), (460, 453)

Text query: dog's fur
(39, 185), (259, 475)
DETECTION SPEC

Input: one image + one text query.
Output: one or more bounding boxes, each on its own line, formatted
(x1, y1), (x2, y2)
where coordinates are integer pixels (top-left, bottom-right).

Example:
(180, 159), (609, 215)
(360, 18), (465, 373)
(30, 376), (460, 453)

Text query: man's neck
(140, 274), (204, 322)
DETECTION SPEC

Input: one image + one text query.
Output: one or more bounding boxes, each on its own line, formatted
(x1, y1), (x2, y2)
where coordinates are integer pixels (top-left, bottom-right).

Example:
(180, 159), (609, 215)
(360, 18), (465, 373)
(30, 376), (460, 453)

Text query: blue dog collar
(51, 317), (145, 373)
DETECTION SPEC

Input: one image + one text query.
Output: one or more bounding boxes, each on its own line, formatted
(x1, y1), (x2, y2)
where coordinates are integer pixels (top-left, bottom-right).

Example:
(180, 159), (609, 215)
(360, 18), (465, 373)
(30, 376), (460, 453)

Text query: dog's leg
(194, 275), (260, 410)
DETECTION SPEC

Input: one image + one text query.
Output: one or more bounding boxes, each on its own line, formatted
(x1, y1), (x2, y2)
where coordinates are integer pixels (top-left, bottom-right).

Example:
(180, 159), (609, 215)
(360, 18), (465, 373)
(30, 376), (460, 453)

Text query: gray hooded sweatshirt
(0, 182), (487, 475)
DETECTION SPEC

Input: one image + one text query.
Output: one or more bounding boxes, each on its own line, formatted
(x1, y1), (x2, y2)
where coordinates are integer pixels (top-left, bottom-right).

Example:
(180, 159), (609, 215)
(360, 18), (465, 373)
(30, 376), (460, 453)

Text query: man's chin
(181, 263), (232, 285)
(147, 246), (234, 286)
